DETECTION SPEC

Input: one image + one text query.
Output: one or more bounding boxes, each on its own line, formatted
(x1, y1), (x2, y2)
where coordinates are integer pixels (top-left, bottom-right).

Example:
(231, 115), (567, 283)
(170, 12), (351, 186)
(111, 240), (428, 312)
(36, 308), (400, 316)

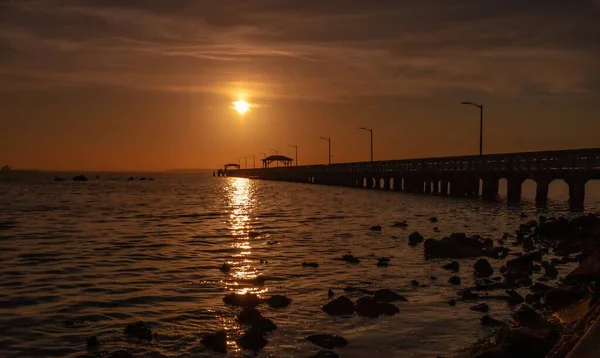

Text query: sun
(233, 100), (250, 115)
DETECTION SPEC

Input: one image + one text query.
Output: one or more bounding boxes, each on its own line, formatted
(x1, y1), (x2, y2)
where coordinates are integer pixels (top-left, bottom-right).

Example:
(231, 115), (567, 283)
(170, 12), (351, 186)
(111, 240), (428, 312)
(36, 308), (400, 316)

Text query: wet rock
(448, 299), (456, 306)
(533, 264), (542, 272)
(237, 327), (268, 351)
(341, 254), (360, 264)
(520, 212), (528, 219)
(54, 176), (67, 181)
(376, 257), (390, 267)
(311, 350), (339, 358)
(355, 296), (399, 317)
(266, 240), (279, 245)
(328, 289), (335, 298)
(425, 234), (498, 259)
(480, 315), (506, 327)
(491, 276), (502, 281)
(513, 304), (544, 327)
(514, 277), (533, 287)
(411, 280), (420, 287)
(236, 308), (262, 325)
(506, 289), (525, 306)
(408, 231), (424, 245)
(322, 296), (355, 316)
(430, 217), (438, 223)
(370, 225), (382, 231)
(470, 303), (490, 312)
(460, 288), (480, 300)
(449, 276), (461, 285)
(306, 334), (348, 349)
(530, 282), (554, 293)
(219, 263), (231, 273)
(543, 288), (585, 310)
(223, 293), (263, 308)
(302, 262), (319, 268)
(392, 220), (408, 227)
(565, 250), (600, 284)
(373, 289), (408, 302)
(522, 236), (535, 251)
(108, 350), (134, 358)
(474, 258), (494, 278)
(72, 175), (88, 182)
(443, 261), (460, 271)
(542, 261), (558, 279)
(124, 321), (152, 340)
(434, 227), (440, 233)
(202, 331), (227, 353)
(465, 325), (559, 358)
(430, 276), (437, 280)
(343, 286), (374, 294)
(266, 295), (291, 309)
(248, 231), (261, 238)
(86, 336), (99, 349)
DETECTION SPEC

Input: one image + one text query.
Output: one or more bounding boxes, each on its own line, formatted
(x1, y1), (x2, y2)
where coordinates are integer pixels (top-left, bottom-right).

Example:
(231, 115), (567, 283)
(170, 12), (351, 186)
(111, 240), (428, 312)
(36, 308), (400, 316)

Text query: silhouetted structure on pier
(215, 163), (240, 177)
(223, 149), (600, 209)
(262, 155), (294, 168)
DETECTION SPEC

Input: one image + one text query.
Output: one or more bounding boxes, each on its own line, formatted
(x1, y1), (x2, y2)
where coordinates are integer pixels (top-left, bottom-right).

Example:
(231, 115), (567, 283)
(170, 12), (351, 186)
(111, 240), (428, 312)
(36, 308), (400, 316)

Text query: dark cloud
(0, 0), (598, 99)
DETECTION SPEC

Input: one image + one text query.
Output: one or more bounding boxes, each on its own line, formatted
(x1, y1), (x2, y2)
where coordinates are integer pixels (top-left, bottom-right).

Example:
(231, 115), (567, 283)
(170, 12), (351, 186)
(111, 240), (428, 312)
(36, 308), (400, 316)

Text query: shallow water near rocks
(1, 173), (600, 357)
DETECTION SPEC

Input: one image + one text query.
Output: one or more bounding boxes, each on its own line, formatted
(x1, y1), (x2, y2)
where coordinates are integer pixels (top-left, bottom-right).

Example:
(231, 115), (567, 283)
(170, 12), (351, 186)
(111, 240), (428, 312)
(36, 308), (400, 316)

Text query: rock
(530, 282), (554, 293)
(108, 351), (134, 358)
(565, 250), (600, 283)
(522, 236), (535, 251)
(460, 288), (480, 300)
(219, 263), (231, 273)
(355, 296), (399, 317)
(470, 303), (490, 312)
(411, 280), (420, 287)
(506, 289), (525, 306)
(306, 334), (348, 349)
(202, 331), (227, 353)
(341, 254), (360, 264)
(392, 221), (408, 227)
(466, 325), (559, 358)
(266, 295), (291, 309)
(542, 261), (558, 279)
(514, 277), (533, 287)
(237, 327), (268, 351)
(72, 175), (88, 182)
(373, 289), (408, 302)
(344, 286), (374, 295)
(377, 257), (390, 267)
(124, 321), (152, 340)
(434, 227), (440, 232)
(223, 293), (263, 308)
(448, 299), (456, 306)
(236, 308), (262, 325)
(513, 304), (544, 327)
(543, 288), (585, 310)
(322, 296), (355, 316)
(86, 336), (99, 349)
(425, 234), (498, 259)
(430, 276), (437, 280)
(474, 258), (494, 278)
(520, 212), (528, 219)
(302, 262), (319, 268)
(328, 289), (335, 298)
(370, 225), (382, 231)
(54, 176), (67, 181)
(409, 231), (424, 245)
(533, 264), (542, 272)
(443, 261), (460, 271)
(266, 240), (279, 245)
(480, 315), (506, 327)
(430, 217), (438, 223)
(311, 350), (339, 358)
(449, 276), (461, 285)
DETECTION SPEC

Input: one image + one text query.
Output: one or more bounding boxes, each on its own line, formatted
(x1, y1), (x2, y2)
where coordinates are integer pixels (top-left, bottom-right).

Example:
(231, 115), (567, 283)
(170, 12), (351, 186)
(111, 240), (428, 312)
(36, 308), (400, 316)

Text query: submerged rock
(425, 233), (498, 259)
(370, 225), (382, 231)
(355, 296), (399, 317)
(473, 258), (494, 278)
(72, 175), (88, 182)
(377, 257), (390, 267)
(373, 289), (408, 302)
(392, 221), (408, 227)
(322, 296), (355, 316)
(237, 327), (268, 351)
(266, 295), (291, 309)
(448, 299), (456, 306)
(202, 331), (227, 353)
(86, 336), (99, 349)
(306, 334), (348, 349)
(108, 350), (134, 358)
(470, 303), (490, 312)
(328, 289), (335, 298)
(236, 308), (262, 325)
(449, 276), (461, 285)
(341, 254), (360, 264)
(443, 261), (460, 271)
(223, 293), (263, 308)
(219, 263), (231, 273)
(124, 321), (152, 340)
(430, 217), (438, 223)
(408, 231), (424, 245)
(411, 280), (420, 287)
(302, 262), (319, 268)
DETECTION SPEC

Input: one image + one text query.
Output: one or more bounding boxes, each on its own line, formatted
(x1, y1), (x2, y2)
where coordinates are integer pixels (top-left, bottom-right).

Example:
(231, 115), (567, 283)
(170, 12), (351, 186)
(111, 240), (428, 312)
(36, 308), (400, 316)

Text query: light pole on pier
(319, 137), (331, 165)
(461, 101), (483, 156)
(250, 155), (255, 168)
(259, 152), (266, 168)
(243, 157), (247, 169)
(358, 127), (373, 162)
(235, 158), (241, 166)
(288, 144), (298, 166)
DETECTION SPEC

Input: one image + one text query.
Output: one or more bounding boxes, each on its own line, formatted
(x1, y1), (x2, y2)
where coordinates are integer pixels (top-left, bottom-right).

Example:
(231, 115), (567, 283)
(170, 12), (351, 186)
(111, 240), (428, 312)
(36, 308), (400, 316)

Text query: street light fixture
(288, 144), (298, 166)
(249, 155), (256, 169)
(358, 127), (373, 162)
(461, 101), (484, 156)
(319, 137), (331, 165)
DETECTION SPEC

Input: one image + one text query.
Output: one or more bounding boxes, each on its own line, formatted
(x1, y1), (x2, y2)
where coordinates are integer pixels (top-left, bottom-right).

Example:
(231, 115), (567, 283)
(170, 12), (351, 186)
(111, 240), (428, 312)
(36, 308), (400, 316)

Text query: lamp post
(243, 157), (247, 169)
(319, 137), (331, 165)
(236, 158), (241, 166)
(259, 152), (266, 168)
(288, 145), (298, 166)
(250, 155), (255, 169)
(461, 101), (483, 156)
(358, 127), (373, 162)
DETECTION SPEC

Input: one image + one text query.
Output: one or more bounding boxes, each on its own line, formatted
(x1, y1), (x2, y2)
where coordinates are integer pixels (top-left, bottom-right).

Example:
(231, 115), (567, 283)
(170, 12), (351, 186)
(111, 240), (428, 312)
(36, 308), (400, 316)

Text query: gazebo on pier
(216, 163), (241, 176)
(261, 155), (294, 168)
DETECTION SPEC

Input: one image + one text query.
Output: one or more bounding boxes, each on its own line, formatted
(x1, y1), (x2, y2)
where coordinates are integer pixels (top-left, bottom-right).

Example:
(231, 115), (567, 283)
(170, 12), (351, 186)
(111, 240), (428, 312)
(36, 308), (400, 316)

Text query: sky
(1, 0), (600, 171)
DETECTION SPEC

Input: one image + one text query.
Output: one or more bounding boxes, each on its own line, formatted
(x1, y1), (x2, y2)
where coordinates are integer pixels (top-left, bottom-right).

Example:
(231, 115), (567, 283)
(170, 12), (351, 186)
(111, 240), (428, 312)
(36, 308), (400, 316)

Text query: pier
(222, 148), (600, 209)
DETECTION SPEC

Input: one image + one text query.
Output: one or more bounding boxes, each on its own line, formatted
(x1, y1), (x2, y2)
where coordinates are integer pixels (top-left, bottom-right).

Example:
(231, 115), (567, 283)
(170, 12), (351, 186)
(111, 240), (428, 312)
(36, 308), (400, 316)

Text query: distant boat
(1, 165), (11, 172)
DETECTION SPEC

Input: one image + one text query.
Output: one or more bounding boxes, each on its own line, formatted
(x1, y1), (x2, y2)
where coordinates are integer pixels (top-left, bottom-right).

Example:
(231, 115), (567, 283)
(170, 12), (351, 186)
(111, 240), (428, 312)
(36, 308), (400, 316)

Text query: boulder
(543, 288), (585, 310)
(448, 299), (456, 306)
(124, 321), (152, 340)
(306, 334), (348, 349)
(322, 296), (355, 316)
(443, 261), (460, 271)
(311, 350), (340, 358)
(565, 250), (600, 283)
(424, 234), (499, 259)
(266, 295), (291, 309)
(409, 231), (424, 245)
(223, 293), (263, 308)
(202, 331), (227, 353)
(466, 325), (559, 358)
(328, 289), (335, 298)
(480, 315), (506, 327)
(373, 289), (408, 302)
(236, 327), (268, 351)
(513, 304), (544, 327)
(470, 303), (490, 312)
(219, 263), (231, 273)
(449, 276), (461, 285)
(341, 254), (360, 264)
(302, 262), (319, 268)
(392, 221), (408, 227)
(370, 225), (382, 231)
(506, 289), (525, 306)
(355, 296), (399, 317)
(411, 280), (420, 287)
(236, 308), (262, 325)
(542, 261), (558, 279)
(474, 258), (494, 278)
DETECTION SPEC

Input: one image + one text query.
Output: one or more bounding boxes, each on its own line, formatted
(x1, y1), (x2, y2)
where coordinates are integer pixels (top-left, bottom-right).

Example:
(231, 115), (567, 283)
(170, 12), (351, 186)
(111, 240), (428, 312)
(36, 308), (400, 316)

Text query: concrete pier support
(482, 177), (499, 200)
(384, 178), (391, 190)
(535, 179), (551, 203)
(568, 177), (587, 210)
(440, 180), (449, 195)
(424, 180), (432, 194)
(432, 180), (440, 194)
(507, 177), (524, 203)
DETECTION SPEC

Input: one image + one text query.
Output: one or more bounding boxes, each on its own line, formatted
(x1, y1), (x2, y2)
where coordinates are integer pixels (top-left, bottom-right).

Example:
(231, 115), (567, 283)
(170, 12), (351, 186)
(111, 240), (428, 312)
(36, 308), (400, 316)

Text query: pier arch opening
(521, 179), (537, 201)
